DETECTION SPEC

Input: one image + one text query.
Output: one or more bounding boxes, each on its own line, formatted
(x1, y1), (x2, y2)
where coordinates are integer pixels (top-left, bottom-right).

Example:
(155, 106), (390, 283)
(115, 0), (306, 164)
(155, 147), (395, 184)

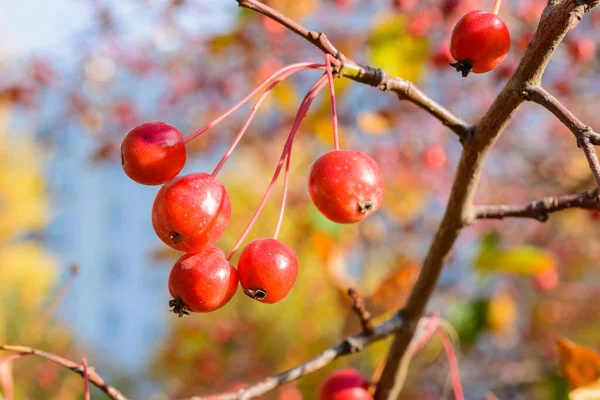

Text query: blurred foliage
(0, 100), (84, 398)
(1, 0), (600, 398)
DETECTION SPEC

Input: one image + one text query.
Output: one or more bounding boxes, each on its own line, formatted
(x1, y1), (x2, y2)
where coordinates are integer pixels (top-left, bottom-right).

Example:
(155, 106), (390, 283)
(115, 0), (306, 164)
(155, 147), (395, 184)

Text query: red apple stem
(0, 353), (26, 366)
(325, 54), (340, 150)
(227, 74), (328, 260)
(491, 0), (502, 15)
(273, 151), (291, 240)
(82, 358), (90, 400)
(212, 65), (316, 177)
(184, 62), (324, 144)
(436, 327), (464, 400)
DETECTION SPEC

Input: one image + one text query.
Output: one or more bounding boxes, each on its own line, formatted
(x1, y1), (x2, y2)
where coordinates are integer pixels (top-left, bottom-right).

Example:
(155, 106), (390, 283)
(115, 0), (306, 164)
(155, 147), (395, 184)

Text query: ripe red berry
(168, 247), (238, 316)
(567, 37), (597, 63)
(237, 238), (298, 304)
(121, 121), (186, 185)
(308, 150), (384, 224)
(319, 369), (372, 400)
(152, 172), (231, 252)
(450, 10), (510, 76)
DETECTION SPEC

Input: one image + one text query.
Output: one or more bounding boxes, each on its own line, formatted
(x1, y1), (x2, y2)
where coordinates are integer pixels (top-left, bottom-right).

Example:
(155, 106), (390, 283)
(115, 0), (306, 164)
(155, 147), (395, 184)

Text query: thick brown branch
(235, 0), (472, 142)
(347, 287), (374, 334)
(374, 1), (599, 399)
(474, 188), (600, 221)
(189, 312), (406, 400)
(521, 85), (600, 186)
(0, 345), (129, 400)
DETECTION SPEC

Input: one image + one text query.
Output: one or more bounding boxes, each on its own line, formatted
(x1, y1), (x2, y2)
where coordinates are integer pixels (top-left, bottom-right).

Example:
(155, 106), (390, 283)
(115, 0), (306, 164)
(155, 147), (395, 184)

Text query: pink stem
(325, 55), (340, 150)
(408, 314), (440, 356)
(82, 358), (90, 400)
(491, 0), (502, 14)
(0, 354), (26, 366)
(212, 66), (310, 177)
(436, 327), (464, 400)
(184, 63), (324, 144)
(273, 151), (291, 239)
(227, 75), (328, 260)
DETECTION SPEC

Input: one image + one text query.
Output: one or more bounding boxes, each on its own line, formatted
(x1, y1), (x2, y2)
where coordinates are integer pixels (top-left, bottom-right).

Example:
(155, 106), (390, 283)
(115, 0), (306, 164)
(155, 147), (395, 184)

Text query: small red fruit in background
(237, 238), (298, 304)
(168, 247), (238, 316)
(534, 267), (559, 293)
(450, 10), (510, 76)
(309, 150), (384, 224)
(319, 369), (372, 400)
(431, 41), (454, 69)
(152, 172), (231, 252)
(567, 37), (597, 63)
(424, 146), (447, 169)
(121, 121), (186, 185)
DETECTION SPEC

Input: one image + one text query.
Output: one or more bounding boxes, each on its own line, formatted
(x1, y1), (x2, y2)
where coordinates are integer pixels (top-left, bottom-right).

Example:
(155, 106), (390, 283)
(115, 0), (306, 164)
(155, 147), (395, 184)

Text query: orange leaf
(341, 262), (419, 336)
(557, 337), (600, 389)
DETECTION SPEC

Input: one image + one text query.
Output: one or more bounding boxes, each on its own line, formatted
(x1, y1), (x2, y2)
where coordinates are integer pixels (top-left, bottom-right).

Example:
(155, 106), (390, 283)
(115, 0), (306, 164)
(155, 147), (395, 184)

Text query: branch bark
(236, 0), (473, 142)
(189, 312), (406, 400)
(0, 345), (129, 400)
(474, 188), (600, 221)
(374, 1), (599, 398)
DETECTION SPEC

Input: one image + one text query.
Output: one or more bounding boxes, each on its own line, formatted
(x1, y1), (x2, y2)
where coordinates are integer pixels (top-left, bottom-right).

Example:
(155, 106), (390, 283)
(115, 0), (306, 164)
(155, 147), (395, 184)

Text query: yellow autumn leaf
(570, 379), (600, 400)
(0, 139), (49, 241)
(357, 111), (393, 135)
(0, 242), (57, 311)
(487, 291), (517, 334)
(368, 15), (429, 83)
(475, 245), (555, 275)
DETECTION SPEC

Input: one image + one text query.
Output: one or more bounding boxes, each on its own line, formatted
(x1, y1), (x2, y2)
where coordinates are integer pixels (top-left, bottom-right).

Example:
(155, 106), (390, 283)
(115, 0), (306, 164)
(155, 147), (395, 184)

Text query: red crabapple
(319, 369), (372, 400)
(308, 150), (384, 224)
(152, 172), (231, 252)
(168, 247), (238, 316)
(121, 121), (186, 185)
(237, 238), (298, 304)
(450, 10), (510, 76)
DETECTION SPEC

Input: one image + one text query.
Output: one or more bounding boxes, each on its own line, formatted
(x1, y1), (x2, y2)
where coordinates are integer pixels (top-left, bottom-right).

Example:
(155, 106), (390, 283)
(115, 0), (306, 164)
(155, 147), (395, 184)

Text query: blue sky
(0, 0), (93, 58)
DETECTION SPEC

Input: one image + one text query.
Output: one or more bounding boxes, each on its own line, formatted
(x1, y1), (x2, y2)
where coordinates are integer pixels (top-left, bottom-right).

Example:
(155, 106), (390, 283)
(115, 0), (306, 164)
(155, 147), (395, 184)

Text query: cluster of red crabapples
(120, 56), (385, 317)
(449, 0), (511, 77)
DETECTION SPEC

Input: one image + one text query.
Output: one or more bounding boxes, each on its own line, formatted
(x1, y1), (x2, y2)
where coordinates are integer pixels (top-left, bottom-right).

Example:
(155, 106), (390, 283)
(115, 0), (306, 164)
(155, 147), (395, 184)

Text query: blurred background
(1, 0), (600, 398)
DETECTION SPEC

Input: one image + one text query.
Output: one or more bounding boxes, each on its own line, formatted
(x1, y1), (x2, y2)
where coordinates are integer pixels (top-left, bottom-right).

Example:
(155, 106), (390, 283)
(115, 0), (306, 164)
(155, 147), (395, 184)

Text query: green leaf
(475, 244), (556, 275)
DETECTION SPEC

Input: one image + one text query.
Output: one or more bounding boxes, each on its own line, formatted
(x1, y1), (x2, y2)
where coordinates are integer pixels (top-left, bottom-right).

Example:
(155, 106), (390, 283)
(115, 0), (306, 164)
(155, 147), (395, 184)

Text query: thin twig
(235, 0), (473, 142)
(0, 345), (129, 400)
(347, 288), (374, 334)
(473, 188), (600, 222)
(188, 312), (407, 400)
(521, 85), (600, 186)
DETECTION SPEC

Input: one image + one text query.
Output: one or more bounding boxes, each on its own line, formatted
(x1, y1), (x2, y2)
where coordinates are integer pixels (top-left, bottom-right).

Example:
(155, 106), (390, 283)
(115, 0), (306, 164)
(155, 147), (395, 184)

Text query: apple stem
(184, 62), (324, 145)
(273, 152), (291, 240)
(211, 67), (302, 177)
(491, 0), (502, 15)
(325, 54), (340, 150)
(436, 327), (464, 400)
(82, 358), (90, 400)
(227, 74), (328, 260)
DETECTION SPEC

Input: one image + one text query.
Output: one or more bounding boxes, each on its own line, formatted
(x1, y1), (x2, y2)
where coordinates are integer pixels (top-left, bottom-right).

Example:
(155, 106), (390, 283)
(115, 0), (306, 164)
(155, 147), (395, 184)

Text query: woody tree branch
(236, 0), (474, 142)
(0, 345), (128, 400)
(375, 1), (600, 398)
(521, 85), (600, 186)
(474, 188), (600, 222)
